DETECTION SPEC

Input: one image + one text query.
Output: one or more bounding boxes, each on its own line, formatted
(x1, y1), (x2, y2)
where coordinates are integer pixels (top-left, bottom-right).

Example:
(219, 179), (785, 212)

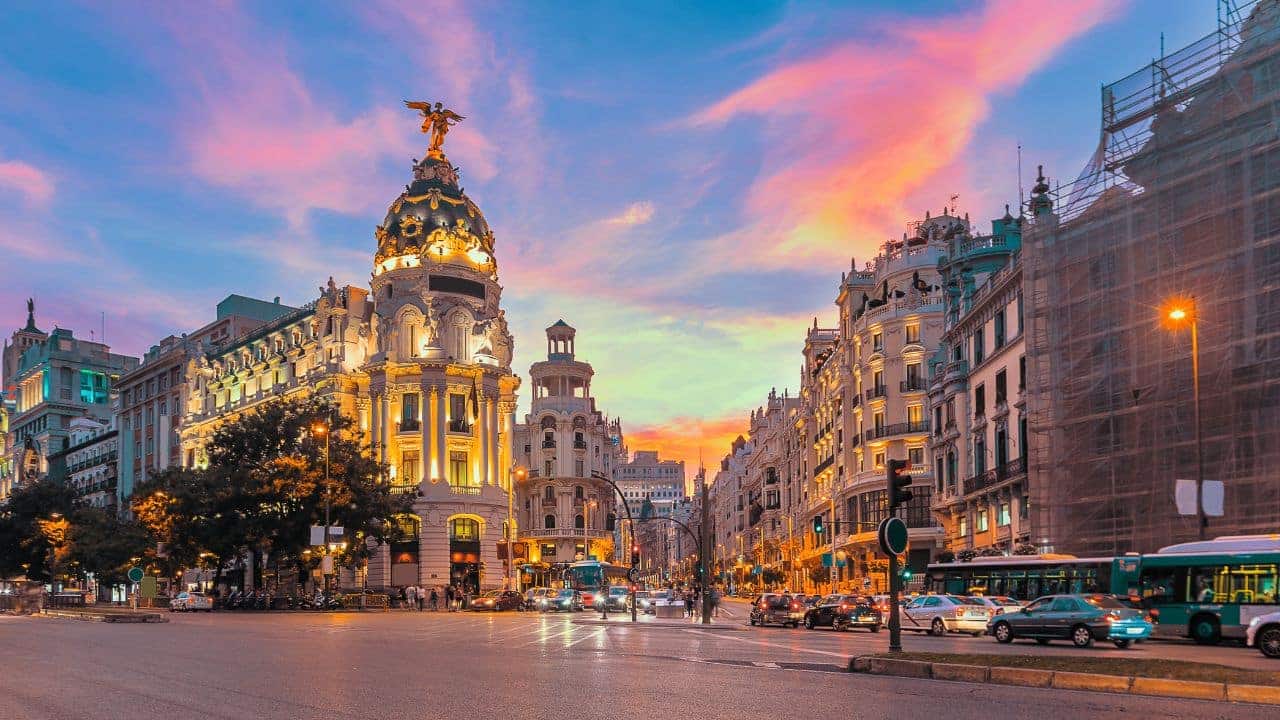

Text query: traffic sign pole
(877, 517), (908, 653)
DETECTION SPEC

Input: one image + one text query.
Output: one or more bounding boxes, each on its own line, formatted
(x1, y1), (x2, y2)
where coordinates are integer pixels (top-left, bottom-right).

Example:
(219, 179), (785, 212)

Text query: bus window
(1219, 564), (1278, 605)
(1139, 566), (1185, 603)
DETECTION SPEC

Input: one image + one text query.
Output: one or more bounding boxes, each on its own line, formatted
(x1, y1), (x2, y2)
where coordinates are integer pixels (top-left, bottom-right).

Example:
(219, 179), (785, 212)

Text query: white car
(1247, 611), (1280, 658)
(901, 595), (991, 635)
(170, 591), (213, 612)
(970, 596), (1025, 615)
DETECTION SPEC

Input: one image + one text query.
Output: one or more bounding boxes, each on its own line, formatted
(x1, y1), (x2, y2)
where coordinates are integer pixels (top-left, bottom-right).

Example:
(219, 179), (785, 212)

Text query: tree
(66, 507), (150, 593)
(132, 397), (411, 590)
(936, 550), (956, 563)
(0, 479), (76, 582)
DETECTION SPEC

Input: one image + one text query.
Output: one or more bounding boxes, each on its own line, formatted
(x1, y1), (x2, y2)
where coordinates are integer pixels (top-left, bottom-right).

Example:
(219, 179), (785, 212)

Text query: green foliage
(0, 479), (76, 582)
(936, 550), (956, 563)
(1013, 543), (1039, 556)
(956, 549), (977, 562)
(66, 507), (150, 588)
(131, 396), (412, 582)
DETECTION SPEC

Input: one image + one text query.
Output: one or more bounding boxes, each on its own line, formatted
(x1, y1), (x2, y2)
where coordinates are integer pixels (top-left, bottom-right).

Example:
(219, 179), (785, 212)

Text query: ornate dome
(374, 154), (495, 265)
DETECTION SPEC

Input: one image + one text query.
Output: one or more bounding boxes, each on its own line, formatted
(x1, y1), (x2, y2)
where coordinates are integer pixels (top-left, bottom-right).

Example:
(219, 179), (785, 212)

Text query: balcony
(448, 419), (470, 433)
(997, 525), (1012, 542)
(541, 496), (557, 507)
(389, 483), (419, 495)
(865, 386), (888, 401)
(573, 440), (587, 450)
(523, 528), (612, 539)
(449, 484), (482, 496)
(398, 419), (421, 433)
(813, 455), (835, 477)
(900, 379), (926, 392)
(961, 457), (1026, 495)
(542, 439), (557, 449)
(864, 421), (930, 442)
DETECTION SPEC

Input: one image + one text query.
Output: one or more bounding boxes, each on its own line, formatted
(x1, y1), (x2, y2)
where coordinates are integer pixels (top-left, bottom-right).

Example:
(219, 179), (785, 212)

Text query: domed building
(180, 106), (520, 595)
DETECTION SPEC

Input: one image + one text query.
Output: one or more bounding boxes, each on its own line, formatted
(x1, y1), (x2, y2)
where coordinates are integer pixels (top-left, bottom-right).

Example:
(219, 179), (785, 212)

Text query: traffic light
(812, 514), (824, 535)
(630, 544), (641, 565)
(899, 566), (913, 582)
(887, 458), (913, 510)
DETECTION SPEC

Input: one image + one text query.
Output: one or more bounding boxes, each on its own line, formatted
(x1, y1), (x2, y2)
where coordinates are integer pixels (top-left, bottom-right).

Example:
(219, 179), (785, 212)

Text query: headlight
(1250, 617), (1262, 628)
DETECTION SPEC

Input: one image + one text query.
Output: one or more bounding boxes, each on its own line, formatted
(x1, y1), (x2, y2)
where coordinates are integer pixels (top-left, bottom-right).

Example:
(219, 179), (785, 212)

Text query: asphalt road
(0, 609), (1272, 720)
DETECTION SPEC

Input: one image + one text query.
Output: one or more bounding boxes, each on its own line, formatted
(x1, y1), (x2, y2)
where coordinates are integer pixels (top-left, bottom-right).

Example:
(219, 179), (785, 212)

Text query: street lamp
(1163, 298), (1207, 540)
(508, 466), (525, 592)
(312, 420), (333, 590)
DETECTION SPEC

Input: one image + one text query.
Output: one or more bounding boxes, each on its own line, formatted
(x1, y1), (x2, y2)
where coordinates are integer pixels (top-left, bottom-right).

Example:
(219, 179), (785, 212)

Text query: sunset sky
(0, 1), (1219, 476)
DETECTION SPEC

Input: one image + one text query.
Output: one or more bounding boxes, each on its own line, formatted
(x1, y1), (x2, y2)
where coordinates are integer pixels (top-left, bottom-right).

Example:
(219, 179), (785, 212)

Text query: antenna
(1017, 143), (1024, 211)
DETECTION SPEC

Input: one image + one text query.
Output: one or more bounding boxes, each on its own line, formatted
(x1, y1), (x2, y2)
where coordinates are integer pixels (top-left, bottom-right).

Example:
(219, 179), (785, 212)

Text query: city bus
(1126, 536), (1280, 643)
(926, 535), (1280, 644)
(561, 560), (630, 608)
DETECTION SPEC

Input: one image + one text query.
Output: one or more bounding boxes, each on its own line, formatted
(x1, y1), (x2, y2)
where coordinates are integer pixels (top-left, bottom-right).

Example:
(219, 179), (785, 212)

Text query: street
(1, 607), (1274, 720)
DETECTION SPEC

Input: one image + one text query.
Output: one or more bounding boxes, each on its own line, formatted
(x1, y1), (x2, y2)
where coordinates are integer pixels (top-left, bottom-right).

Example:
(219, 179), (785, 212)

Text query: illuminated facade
(512, 321), (624, 575)
(180, 115), (520, 593)
(48, 416), (118, 511)
(927, 210), (1029, 555)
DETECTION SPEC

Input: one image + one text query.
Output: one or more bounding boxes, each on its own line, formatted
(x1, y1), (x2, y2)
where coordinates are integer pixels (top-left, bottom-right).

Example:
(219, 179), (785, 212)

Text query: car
(523, 587), (551, 610)
(1247, 611), (1280, 658)
(470, 590), (524, 611)
(971, 596), (1025, 615)
(803, 594), (882, 632)
(749, 594), (803, 628)
(603, 586), (632, 611)
(900, 595), (992, 636)
(987, 594), (1154, 648)
(540, 588), (584, 612)
(634, 591), (657, 614)
(170, 591), (213, 612)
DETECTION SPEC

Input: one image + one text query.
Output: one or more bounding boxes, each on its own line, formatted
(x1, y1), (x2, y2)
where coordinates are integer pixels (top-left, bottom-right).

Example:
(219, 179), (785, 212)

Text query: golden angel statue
(405, 101), (465, 157)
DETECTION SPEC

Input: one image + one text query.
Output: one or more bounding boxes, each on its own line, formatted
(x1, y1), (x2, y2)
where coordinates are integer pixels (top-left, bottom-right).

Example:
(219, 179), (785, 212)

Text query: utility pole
(829, 495), (837, 595)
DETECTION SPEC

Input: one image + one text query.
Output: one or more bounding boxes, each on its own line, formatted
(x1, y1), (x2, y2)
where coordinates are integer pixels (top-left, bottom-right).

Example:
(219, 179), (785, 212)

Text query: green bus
(926, 535), (1280, 644)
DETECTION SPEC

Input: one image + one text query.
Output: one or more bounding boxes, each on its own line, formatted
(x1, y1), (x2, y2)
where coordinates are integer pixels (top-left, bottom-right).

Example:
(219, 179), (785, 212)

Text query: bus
(561, 560), (629, 608)
(925, 555), (1117, 601)
(1126, 535), (1280, 643)
(926, 535), (1280, 644)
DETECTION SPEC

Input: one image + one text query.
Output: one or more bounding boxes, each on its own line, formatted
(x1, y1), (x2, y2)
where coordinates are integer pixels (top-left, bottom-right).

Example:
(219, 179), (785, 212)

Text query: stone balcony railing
(522, 528), (612, 539)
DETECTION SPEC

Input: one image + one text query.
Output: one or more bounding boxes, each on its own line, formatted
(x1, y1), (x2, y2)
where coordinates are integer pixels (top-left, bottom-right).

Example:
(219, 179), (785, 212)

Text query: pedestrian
(684, 590), (694, 618)
(405, 584), (416, 611)
(399, 586), (407, 609)
(416, 586), (425, 611)
(445, 584), (454, 612)
(430, 587), (439, 611)
(711, 587), (722, 618)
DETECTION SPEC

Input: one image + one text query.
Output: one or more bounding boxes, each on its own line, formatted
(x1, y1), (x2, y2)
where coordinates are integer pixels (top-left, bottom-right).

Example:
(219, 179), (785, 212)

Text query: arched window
(574, 514), (585, 529)
(544, 514), (556, 529)
(574, 485), (584, 500)
(544, 485), (554, 500)
(449, 517), (479, 541)
(391, 514), (420, 543)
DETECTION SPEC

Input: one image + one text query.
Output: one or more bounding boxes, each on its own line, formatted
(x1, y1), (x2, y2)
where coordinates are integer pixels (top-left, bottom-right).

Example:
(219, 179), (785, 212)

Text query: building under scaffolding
(1024, 0), (1280, 555)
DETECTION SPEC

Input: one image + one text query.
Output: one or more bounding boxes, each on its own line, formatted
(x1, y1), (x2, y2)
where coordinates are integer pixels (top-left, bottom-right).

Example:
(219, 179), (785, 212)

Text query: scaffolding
(1025, 0), (1280, 555)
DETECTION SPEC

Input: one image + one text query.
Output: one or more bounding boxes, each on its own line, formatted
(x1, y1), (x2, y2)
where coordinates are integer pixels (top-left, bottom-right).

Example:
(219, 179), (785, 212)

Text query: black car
(803, 594), (882, 632)
(470, 590), (524, 611)
(749, 594), (803, 628)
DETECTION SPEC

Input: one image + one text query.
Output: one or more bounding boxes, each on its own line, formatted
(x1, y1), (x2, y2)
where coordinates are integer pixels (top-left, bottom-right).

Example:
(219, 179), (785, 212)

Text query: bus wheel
(1190, 615), (1221, 645)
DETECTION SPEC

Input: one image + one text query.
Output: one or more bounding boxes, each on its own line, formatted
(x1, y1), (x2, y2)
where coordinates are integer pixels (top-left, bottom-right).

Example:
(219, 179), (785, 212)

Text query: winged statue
(405, 100), (465, 157)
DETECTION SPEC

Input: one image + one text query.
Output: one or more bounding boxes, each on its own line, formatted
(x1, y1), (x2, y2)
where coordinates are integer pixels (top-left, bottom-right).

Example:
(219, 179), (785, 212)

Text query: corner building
(181, 134), (519, 594)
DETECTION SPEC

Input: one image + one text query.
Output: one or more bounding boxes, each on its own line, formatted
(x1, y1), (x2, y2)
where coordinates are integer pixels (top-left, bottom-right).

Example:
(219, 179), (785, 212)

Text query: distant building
(617, 450), (686, 518)
(512, 321), (625, 582)
(4, 308), (138, 499)
(47, 416), (118, 511)
(115, 294), (294, 505)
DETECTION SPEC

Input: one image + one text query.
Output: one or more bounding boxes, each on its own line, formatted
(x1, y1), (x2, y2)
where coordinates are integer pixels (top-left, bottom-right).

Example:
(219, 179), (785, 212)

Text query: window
(1019, 356), (1026, 391)
(544, 459), (554, 477)
(1016, 293), (1024, 334)
(449, 394), (467, 432)
(872, 332), (883, 352)
(974, 436), (986, 474)
(998, 502), (1011, 526)
(958, 514), (968, 536)
(935, 457), (944, 492)
(401, 392), (419, 430)
(873, 410), (885, 436)
(402, 450), (420, 484)
(872, 369), (884, 394)
(995, 370), (1007, 406)
(994, 309), (1006, 348)
(974, 384), (985, 418)
(905, 362), (922, 390)
(873, 451), (885, 469)
(976, 509), (989, 532)
(859, 490), (888, 526)
(973, 330), (984, 365)
(908, 446), (924, 468)
(575, 459), (584, 477)
(449, 517), (479, 541)
(574, 485), (584, 500)
(905, 324), (920, 344)
(574, 514), (585, 529)
(945, 398), (955, 426)
(995, 426), (1009, 467)
(449, 451), (470, 487)
(907, 404), (923, 429)
(159, 400), (167, 416)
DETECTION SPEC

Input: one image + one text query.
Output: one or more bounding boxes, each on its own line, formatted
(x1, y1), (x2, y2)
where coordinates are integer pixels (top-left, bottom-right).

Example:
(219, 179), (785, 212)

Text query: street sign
(877, 517), (908, 556)
(126, 566), (143, 583)
(821, 553), (848, 568)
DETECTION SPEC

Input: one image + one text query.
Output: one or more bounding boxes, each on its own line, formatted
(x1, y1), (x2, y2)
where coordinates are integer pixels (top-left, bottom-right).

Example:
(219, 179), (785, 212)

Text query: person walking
(429, 586), (439, 611)
(416, 585), (425, 611)
(405, 585), (417, 611)
(684, 590), (695, 618)
(445, 585), (455, 612)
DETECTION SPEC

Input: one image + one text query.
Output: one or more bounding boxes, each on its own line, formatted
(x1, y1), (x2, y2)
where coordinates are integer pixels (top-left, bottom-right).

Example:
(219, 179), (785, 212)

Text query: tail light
(839, 604), (848, 611)
(1104, 611), (1122, 622)
(791, 602), (801, 611)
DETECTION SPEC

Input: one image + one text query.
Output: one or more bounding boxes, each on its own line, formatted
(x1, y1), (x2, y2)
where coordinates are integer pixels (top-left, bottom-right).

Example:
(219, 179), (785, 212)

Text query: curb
(41, 609), (168, 623)
(571, 619), (747, 632)
(848, 655), (1280, 706)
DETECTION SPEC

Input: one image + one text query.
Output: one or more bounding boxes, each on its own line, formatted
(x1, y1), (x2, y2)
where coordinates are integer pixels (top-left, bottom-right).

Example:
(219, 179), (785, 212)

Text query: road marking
(751, 661), (781, 668)
(525, 626), (580, 646)
(681, 629), (850, 658)
(565, 628), (606, 648)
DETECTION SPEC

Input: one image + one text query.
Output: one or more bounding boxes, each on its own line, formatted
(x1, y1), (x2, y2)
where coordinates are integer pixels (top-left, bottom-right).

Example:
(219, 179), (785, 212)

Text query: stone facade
(512, 321), (625, 583)
(48, 416), (118, 511)
(179, 146), (520, 594)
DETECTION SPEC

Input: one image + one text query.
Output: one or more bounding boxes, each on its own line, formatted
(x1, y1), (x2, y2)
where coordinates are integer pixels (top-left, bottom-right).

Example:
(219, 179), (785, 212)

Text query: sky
(0, 0), (1221, 477)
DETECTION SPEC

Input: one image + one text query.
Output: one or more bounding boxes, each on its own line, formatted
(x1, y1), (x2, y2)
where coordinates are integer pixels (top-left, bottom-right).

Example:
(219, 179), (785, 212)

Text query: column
(434, 385), (446, 482)
(477, 392), (489, 486)
(379, 393), (390, 464)
(420, 388), (430, 486)
(370, 390), (382, 463)
(488, 398), (499, 486)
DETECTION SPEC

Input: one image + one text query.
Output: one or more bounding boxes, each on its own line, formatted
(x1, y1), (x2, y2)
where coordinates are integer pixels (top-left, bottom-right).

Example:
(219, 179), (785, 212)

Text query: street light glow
(1168, 307), (1187, 321)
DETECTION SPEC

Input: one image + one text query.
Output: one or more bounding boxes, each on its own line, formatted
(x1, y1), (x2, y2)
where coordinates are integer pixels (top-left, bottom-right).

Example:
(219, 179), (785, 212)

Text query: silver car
(901, 594), (991, 635)
(1248, 610), (1280, 658)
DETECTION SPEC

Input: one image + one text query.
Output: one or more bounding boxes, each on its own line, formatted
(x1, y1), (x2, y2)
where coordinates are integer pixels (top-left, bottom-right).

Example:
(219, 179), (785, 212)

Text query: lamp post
(1165, 299), (1206, 540)
(508, 466), (525, 592)
(312, 421), (333, 592)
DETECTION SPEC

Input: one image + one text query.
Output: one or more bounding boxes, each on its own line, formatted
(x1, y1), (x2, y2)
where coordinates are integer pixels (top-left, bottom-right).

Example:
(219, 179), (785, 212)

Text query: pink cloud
(0, 158), (53, 207)
(687, 0), (1119, 271)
